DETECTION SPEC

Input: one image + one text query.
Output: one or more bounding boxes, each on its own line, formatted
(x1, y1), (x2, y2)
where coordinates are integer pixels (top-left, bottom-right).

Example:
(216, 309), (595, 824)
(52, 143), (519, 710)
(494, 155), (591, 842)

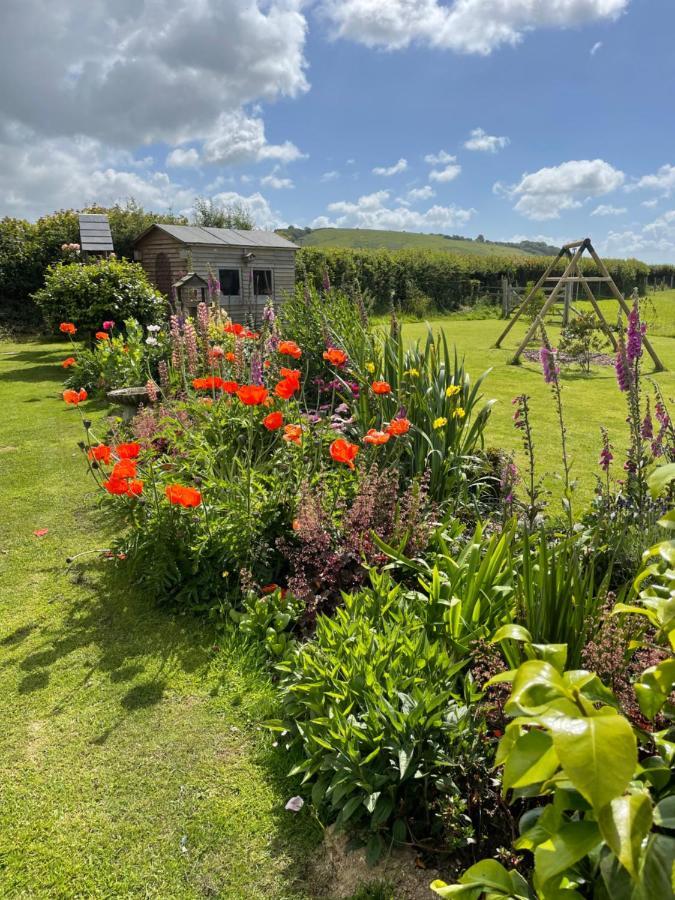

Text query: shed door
(155, 252), (173, 297)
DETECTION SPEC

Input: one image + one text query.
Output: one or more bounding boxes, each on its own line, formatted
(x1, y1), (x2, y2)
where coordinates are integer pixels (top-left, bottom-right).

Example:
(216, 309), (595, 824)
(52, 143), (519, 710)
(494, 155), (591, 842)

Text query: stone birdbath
(106, 386), (150, 421)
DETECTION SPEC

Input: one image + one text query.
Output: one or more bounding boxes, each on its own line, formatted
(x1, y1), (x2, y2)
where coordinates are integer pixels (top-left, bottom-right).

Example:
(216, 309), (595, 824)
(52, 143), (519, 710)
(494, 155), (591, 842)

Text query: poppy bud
(91, 461), (99, 469)
(65, 556), (73, 564)
(83, 419), (92, 430)
(77, 441), (86, 450)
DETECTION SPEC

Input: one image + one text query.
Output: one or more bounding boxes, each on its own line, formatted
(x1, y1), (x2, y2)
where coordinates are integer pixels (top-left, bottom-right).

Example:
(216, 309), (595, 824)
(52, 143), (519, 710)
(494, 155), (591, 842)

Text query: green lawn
(0, 341), (320, 898)
(401, 292), (675, 508)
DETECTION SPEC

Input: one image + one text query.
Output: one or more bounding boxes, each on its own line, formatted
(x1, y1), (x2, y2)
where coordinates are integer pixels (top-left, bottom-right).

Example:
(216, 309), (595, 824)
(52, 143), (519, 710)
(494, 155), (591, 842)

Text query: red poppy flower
(210, 346), (225, 360)
(61, 357), (76, 368)
(280, 367), (301, 381)
(275, 377), (300, 400)
(243, 330), (259, 340)
(364, 428), (390, 446)
(165, 484), (202, 507)
(112, 459), (137, 479)
(224, 323), (244, 336)
(278, 340), (302, 359)
(283, 424), (303, 445)
(63, 388), (87, 405)
(329, 438), (359, 470)
(221, 380), (239, 394)
(192, 376), (225, 391)
(115, 442), (141, 459)
(59, 322), (77, 334)
(103, 476), (130, 495)
(237, 384), (269, 406)
(386, 418), (411, 436)
(371, 380), (391, 395)
(263, 411), (284, 431)
(95, 331), (110, 341)
(261, 584), (287, 598)
(323, 348), (348, 366)
(88, 444), (112, 464)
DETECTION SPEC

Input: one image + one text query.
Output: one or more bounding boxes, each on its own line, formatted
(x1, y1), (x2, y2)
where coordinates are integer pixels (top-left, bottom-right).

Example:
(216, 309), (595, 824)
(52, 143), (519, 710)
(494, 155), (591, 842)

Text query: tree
(192, 197), (255, 230)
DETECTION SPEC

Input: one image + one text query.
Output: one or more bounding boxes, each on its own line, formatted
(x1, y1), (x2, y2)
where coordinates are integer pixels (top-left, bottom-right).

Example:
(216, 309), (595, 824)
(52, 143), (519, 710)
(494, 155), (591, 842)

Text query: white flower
(145, 337), (158, 346)
(147, 324), (161, 333)
(285, 796), (304, 812)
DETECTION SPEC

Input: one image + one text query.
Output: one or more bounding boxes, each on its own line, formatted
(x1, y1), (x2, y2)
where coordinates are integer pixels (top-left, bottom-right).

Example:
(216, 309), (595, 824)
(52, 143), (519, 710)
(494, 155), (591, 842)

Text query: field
(294, 227), (536, 257)
(400, 291), (675, 507)
(0, 341), (321, 898)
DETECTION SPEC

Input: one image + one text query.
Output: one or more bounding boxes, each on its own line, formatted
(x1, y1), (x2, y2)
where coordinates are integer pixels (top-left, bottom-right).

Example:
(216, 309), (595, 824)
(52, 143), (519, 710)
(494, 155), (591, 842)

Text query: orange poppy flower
(263, 411), (284, 431)
(329, 438), (359, 470)
(224, 323), (244, 336)
(278, 340), (302, 359)
(225, 351), (236, 362)
(236, 384), (269, 406)
(59, 322), (77, 334)
(364, 428), (390, 446)
(165, 484), (202, 507)
(386, 417), (411, 436)
(261, 584), (287, 598)
(371, 380), (391, 395)
(275, 377), (300, 400)
(221, 380), (239, 394)
(112, 459), (137, 479)
(63, 388), (87, 405)
(103, 476), (130, 495)
(126, 479), (144, 497)
(280, 368), (301, 382)
(61, 357), (76, 368)
(115, 442), (141, 459)
(88, 444), (112, 464)
(192, 376), (225, 391)
(323, 348), (348, 366)
(283, 424), (303, 445)
(95, 331), (110, 341)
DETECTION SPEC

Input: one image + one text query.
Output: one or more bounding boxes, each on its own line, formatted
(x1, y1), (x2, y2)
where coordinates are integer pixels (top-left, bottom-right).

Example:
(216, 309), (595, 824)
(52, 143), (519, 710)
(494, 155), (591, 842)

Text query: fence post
(501, 276), (510, 318)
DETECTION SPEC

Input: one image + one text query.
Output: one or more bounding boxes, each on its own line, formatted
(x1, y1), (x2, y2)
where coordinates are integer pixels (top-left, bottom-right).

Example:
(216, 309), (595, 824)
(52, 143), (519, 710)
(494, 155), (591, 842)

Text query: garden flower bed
(54, 283), (675, 897)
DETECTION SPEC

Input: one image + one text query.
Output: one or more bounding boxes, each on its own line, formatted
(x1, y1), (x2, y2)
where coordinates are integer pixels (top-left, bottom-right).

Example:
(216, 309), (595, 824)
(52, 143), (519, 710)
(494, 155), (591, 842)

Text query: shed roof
(79, 213), (114, 252)
(172, 272), (208, 289)
(134, 223), (299, 250)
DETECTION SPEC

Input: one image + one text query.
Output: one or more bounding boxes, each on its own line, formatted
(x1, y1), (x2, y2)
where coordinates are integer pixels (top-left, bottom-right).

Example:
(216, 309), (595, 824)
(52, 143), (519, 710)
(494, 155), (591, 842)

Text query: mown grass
(400, 292), (675, 508)
(0, 340), (321, 898)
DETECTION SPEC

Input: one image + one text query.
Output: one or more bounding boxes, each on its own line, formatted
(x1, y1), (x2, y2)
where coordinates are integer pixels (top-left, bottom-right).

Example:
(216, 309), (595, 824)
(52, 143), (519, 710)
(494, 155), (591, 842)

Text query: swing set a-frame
(494, 237), (665, 372)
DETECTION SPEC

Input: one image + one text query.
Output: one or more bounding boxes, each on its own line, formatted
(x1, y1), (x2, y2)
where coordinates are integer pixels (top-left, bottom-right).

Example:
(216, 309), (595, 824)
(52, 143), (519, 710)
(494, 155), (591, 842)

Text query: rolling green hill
(279, 227), (558, 258)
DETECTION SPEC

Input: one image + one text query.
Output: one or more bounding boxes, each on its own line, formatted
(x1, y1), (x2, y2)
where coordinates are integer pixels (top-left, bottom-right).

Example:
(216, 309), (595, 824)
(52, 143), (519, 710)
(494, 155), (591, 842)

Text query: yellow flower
(445, 385), (460, 398)
(404, 368), (420, 377)
(453, 407), (466, 419)
(433, 417), (448, 430)
(366, 361), (376, 374)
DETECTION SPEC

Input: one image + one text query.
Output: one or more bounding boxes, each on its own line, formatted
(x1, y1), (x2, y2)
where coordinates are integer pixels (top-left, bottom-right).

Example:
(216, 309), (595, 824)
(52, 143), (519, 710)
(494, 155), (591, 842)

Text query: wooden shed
(132, 224), (299, 322)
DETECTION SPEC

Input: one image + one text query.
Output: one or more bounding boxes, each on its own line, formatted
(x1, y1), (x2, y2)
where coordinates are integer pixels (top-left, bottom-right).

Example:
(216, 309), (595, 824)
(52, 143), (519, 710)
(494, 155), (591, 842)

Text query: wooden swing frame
(494, 237), (665, 371)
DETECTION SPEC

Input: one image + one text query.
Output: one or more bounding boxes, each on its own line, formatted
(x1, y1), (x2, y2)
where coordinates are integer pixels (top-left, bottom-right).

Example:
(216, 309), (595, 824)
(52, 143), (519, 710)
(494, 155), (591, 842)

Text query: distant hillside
(278, 226), (560, 258)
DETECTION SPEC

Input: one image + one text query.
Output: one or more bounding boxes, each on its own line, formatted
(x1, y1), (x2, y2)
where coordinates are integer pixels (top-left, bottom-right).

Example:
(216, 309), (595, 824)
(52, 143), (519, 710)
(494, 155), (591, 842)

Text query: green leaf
(598, 792), (653, 879)
(649, 463), (675, 498)
(654, 796), (675, 830)
(492, 624), (533, 644)
(429, 881), (482, 898)
(639, 834), (675, 898)
(635, 659), (675, 720)
(458, 859), (526, 895)
(530, 644), (568, 672)
(506, 660), (569, 716)
(534, 821), (601, 886)
(550, 714), (637, 811)
(502, 729), (560, 793)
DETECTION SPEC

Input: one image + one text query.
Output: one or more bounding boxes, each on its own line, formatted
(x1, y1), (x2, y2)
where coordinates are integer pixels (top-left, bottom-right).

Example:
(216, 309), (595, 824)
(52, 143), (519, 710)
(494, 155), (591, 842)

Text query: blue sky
(2, 0), (675, 261)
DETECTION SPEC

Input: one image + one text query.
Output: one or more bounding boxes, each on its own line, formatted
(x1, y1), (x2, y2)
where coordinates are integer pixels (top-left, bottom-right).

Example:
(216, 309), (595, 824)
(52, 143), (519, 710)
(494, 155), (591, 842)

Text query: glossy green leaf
(598, 792), (653, 879)
(506, 660), (569, 715)
(550, 714), (637, 811)
(654, 796), (675, 830)
(534, 821), (601, 885)
(502, 729), (559, 792)
(492, 624), (533, 644)
(649, 463), (675, 498)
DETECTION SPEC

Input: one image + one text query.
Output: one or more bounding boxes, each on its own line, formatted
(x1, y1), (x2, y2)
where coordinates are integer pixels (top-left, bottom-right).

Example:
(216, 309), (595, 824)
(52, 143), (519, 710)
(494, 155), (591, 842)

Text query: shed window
(253, 269), (273, 296)
(219, 268), (240, 297)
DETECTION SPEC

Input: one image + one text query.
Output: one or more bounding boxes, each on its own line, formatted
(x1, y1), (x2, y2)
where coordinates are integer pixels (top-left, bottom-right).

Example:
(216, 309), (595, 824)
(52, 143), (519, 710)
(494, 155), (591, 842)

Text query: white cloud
(372, 158), (408, 176)
(498, 158), (625, 220)
(630, 164), (675, 196)
(406, 185), (436, 202)
(600, 214), (675, 263)
(642, 198), (659, 208)
(424, 150), (455, 165)
(590, 41), (603, 54)
(260, 172), (294, 189)
(311, 189), (475, 231)
(318, 0), (628, 55)
(202, 110), (305, 166)
(464, 127), (510, 153)
(591, 203), (627, 216)
(211, 191), (280, 230)
(430, 162), (462, 183)
(166, 147), (200, 168)
(321, 170), (340, 182)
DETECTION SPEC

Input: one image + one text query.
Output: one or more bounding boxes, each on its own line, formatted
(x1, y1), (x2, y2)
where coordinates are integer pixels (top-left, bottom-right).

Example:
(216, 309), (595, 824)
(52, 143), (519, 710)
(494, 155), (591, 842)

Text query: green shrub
(33, 258), (165, 334)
